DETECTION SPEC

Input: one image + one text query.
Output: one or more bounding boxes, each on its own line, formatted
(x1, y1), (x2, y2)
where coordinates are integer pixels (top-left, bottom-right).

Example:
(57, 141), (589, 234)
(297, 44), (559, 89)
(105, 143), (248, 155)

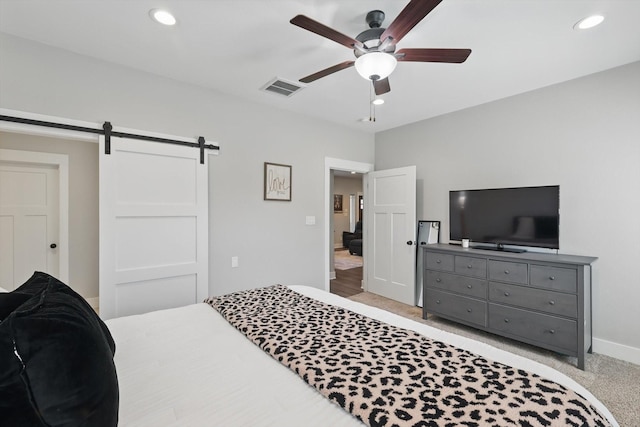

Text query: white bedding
(106, 286), (618, 427)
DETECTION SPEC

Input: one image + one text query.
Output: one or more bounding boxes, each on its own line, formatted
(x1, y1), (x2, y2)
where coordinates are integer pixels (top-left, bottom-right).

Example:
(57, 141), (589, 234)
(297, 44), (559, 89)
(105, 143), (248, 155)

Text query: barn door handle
(50, 243), (57, 249)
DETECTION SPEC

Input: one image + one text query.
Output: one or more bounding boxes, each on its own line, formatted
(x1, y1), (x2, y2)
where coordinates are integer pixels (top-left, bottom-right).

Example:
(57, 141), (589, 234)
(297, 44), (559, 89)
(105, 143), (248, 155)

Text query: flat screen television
(449, 185), (559, 250)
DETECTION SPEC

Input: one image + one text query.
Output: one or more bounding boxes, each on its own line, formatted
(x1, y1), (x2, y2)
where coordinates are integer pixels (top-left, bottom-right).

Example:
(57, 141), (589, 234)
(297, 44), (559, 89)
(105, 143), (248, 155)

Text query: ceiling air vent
(261, 78), (305, 97)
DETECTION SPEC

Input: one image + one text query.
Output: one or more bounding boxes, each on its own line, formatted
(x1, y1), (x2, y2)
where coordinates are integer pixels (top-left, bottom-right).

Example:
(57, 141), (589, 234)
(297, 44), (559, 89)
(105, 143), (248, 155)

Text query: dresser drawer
(425, 252), (454, 272)
(425, 270), (487, 299)
(489, 282), (577, 317)
(488, 303), (577, 353)
(530, 265), (577, 293)
(454, 256), (487, 278)
(426, 288), (487, 327)
(488, 260), (528, 284)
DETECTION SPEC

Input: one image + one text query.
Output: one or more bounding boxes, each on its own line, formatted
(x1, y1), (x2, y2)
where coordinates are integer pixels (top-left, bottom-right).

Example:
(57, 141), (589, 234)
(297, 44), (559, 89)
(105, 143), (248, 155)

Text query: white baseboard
(593, 337), (640, 366)
(330, 271), (336, 280)
(86, 296), (99, 310)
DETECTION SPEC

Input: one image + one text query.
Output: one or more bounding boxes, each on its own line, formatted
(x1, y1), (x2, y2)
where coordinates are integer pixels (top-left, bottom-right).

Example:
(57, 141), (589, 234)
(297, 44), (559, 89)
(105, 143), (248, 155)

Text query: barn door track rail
(0, 115), (219, 164)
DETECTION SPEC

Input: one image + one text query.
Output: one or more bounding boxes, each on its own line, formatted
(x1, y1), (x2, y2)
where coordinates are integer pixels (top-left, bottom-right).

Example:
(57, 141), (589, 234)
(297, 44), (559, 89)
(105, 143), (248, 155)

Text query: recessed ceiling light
(574, 15), (604, 30)
(150, 9), (176, 26)
(372, 98), (385, 106)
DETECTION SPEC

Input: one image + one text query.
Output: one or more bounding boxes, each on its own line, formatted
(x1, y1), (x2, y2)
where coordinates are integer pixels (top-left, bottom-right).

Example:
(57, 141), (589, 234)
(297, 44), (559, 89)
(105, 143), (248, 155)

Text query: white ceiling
(1, 0), (639, 133)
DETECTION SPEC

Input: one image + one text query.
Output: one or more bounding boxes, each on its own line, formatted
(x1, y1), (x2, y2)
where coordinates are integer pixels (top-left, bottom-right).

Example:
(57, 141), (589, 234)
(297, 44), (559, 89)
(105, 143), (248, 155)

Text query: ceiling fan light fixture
(355, 52), (397, 81)
(150, 9), (177, 26)
(372, 98), (385, 106)
(574, 15), (604, 30)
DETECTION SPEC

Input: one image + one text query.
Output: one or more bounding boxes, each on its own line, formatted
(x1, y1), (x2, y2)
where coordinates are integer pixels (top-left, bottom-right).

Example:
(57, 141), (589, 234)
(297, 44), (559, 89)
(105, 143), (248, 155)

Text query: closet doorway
(0, 150), (66, 289)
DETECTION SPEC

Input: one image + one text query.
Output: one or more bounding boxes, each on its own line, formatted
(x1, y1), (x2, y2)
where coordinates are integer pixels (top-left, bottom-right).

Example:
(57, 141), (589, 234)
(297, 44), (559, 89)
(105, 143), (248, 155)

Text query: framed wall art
(264, 162), (292, 201)
(334, 194), (343, 212)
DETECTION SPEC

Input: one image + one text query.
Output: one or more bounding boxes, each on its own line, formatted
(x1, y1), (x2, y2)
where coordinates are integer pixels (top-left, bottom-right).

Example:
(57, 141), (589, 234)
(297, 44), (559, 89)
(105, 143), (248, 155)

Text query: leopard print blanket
(205, 285), (611, 427)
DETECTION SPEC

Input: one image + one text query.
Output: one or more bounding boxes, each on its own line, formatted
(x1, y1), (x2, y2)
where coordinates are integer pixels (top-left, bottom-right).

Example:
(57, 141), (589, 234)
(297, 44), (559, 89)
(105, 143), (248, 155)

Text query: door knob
(406, 241), (414, 246)
(50, 243), (57, 249)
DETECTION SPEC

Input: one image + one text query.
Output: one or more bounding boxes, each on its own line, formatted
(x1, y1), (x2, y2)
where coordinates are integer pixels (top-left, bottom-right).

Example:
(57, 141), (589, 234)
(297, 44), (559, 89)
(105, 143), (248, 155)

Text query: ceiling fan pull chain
(369, 84), (376, 122)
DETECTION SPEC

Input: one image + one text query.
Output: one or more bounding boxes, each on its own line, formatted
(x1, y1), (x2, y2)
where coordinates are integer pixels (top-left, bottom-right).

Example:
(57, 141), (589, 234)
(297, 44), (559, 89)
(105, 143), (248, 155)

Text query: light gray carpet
(348, 291), (640, 427)
(334, 249), (363, 270)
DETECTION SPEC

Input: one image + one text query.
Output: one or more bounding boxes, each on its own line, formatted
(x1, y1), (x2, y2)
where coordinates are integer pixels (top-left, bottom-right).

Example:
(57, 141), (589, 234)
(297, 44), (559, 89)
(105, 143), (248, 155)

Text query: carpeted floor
(348, 291), (640, 427)
(334, 249), (363, 270)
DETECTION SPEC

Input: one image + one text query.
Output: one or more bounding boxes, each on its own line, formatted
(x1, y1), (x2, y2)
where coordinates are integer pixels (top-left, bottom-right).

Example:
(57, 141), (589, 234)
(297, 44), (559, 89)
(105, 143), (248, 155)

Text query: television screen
(449, 185), (559, 249)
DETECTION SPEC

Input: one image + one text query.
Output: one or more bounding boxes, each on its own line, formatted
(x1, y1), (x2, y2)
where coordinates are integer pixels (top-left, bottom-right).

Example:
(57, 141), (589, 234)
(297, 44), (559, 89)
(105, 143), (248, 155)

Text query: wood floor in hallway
(330, 266), (363, 298)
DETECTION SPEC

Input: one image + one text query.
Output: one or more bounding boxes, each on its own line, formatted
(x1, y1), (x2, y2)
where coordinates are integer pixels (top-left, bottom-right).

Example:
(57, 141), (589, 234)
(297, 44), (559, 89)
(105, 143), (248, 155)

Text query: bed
(1, 274), (618, 426)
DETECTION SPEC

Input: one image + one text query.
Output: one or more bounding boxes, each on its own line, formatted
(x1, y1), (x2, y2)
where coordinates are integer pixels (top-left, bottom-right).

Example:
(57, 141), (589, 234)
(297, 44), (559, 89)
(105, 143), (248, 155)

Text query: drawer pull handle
(549, 300), (555, 305)
(436, 278), (441, 283)
(466, 308), (472, 313)
(467, 284), (472, 289)
(549, 276), (556, 281)
(549, 329), (556, 334)
(504, 270), (510, 274)
(467, 264), (472, 269)
(436, 259), (441, 264)
(436, 300), (441, 304)
(504, 292), (510, 297)
(504, 318), (510, 323)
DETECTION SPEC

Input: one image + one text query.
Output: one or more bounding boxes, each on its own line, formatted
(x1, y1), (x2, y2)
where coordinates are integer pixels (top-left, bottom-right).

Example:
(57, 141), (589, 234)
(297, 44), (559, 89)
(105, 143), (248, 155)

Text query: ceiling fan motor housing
(366, 10), (385, 28)
(355, 10), (396, 57)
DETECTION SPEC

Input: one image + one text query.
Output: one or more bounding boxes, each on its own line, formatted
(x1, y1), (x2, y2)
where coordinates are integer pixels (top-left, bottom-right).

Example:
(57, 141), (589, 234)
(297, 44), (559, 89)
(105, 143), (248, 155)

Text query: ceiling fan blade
(380, 0), (442, 44)
(373, 78), (391, 95)
(290, 15), (363, 49)
(299, 61), (355, 83)
(396, 48), (471, 63)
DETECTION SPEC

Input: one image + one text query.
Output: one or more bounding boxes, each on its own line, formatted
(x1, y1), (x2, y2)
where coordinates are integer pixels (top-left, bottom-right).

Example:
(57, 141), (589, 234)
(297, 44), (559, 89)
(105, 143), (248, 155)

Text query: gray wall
(0, 33), (375, 298)
(0, 132), (98, 299)
(375, 61), (640, 359)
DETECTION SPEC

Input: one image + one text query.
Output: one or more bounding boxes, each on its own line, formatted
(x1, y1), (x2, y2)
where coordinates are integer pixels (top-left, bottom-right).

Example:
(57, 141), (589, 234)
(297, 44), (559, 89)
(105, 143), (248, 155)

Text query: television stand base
(493, 246), (526, 253)
(457, 243), (527, 253)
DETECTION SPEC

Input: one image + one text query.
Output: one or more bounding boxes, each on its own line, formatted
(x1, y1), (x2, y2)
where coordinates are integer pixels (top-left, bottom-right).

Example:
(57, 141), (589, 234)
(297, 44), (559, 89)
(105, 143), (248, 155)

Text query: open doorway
(324, 157), (373, 297)
(0, 129), (97, 308)
(331, 171), (363, 298)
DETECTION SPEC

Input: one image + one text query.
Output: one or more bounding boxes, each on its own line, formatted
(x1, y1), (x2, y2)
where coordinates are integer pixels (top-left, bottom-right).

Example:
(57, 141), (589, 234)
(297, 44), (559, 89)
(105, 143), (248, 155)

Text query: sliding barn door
(99, 136), (208, 319)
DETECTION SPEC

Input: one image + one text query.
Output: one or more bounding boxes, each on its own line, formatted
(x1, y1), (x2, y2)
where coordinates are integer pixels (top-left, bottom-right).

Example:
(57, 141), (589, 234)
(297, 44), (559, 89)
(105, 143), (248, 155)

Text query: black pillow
(0, 291), (31, 321)
(0, 272), (52, 322)
(14, 272), (116, 354)
(0, 272), (119, 427)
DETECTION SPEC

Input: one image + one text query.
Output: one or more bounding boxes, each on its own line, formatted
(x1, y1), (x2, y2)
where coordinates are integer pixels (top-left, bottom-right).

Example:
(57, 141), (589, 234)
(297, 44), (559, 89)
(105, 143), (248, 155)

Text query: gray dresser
(422, 244), (597, 369)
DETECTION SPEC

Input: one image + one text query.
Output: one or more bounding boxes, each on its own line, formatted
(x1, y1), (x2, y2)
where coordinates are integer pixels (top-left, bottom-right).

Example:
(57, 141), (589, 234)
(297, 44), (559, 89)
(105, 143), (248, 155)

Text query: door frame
(324, 157), (374, 292)
(0, 148), (70, 283)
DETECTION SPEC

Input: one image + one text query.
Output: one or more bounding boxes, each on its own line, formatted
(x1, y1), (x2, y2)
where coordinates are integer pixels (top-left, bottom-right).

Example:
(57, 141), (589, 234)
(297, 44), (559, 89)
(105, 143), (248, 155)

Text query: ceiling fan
(290, 0), (471, 96)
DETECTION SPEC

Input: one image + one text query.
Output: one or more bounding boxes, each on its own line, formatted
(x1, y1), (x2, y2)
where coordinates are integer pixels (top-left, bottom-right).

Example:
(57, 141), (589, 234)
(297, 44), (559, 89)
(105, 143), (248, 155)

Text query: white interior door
(99, 136), (208, 319)
(366, 166), (416, 305)
(0, 162), (59, 290)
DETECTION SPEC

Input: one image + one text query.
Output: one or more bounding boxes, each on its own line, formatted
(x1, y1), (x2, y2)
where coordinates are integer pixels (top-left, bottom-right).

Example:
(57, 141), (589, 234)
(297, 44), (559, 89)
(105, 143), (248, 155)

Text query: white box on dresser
(422, 244), (597, 370)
